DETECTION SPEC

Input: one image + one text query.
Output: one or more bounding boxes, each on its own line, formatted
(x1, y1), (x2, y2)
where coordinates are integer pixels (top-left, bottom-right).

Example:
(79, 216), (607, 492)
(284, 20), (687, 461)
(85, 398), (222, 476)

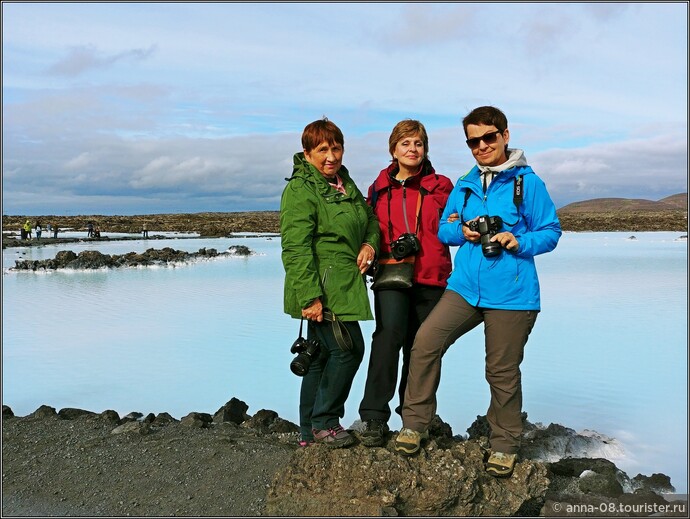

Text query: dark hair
(388, 119), (429, 159)
(301, 118), (344, 153)
(462, 106), (508, 137)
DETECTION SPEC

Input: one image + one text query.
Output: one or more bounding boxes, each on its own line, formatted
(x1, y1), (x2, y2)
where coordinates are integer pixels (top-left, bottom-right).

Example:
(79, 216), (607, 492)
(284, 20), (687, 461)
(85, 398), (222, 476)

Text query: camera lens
(392, 245), (406, 260)
(481, 240), (502, 257)
(290, 355), (310, 376)
(289, 338), (320, 376)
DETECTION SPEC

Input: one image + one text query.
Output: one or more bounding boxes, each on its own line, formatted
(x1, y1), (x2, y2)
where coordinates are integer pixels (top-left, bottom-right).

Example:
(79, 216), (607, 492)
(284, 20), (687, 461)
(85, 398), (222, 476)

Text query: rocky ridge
(2, 401), (684, 517)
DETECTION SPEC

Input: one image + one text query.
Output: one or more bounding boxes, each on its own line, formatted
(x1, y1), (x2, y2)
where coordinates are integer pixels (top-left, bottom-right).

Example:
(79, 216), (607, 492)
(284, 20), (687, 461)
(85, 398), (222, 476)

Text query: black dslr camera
(290, 335), (321, 377)
(391, 233), (421, 260)
(468, 215), (504, 257)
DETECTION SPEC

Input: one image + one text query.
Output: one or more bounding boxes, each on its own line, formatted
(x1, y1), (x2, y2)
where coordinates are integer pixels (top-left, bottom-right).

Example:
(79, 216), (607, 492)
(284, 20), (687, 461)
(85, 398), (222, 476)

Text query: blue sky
(2, 2), (687, 215)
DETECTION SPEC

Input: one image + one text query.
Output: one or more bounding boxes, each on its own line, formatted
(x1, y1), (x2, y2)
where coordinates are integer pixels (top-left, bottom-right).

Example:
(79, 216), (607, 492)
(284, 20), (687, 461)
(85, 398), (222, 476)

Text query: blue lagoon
(2, 231), (687, 492)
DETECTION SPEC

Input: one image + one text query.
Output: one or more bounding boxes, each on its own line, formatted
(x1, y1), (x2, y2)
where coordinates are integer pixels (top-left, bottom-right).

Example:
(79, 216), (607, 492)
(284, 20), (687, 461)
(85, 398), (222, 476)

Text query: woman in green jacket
(280, 118), (380, 448)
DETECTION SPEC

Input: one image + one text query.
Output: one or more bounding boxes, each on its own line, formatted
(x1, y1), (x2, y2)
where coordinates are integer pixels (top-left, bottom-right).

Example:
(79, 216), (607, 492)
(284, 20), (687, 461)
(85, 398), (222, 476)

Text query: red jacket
(367, 159), (454, 288)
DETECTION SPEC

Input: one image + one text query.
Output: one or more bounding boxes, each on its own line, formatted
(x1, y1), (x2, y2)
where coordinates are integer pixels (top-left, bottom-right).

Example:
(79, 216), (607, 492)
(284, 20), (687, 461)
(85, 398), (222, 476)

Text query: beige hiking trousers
(401, 289), (538, 453)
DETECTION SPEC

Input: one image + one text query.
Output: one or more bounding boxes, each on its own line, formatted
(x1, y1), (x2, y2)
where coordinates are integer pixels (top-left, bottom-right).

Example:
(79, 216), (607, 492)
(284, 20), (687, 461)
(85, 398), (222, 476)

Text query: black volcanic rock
(11, 246), (254, 271)
(2, 403), (684, 517)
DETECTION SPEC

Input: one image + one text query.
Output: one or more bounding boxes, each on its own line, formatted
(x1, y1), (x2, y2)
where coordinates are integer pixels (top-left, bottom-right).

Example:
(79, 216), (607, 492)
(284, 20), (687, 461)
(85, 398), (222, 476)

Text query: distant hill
(658, 193), (689, 209)
(558, 193), (687, 213)
(555, 192), (687, 231)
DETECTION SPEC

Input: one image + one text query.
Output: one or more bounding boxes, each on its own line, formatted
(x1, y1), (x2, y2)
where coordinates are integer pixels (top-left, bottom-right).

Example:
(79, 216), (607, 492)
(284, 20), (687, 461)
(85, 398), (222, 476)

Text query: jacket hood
(460, 149), (534, 191)
(290, 152), (319, 181)
(477, 148), (527, 174)
(289, 152), (352, 188)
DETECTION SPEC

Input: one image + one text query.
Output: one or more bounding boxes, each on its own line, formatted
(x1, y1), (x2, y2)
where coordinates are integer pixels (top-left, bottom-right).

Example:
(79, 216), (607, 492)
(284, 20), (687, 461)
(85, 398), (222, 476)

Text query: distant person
(93, 226), (101, 238)
(280, 118), (380, 449)
(87, 222), (94, 238)
(23, 220), (32, 240)
(142, 223), (149, 239)
(35, 221), (42, 240)
(393, 106), (562, 479)
(20, 225), (26, 240)
(357, 120), (453, 448)
(53, 224), (59, 239)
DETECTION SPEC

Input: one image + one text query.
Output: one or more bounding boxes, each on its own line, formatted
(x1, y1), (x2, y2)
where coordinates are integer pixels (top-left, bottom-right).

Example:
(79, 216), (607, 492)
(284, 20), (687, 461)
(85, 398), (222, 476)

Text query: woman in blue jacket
(394, 106), (561, 478)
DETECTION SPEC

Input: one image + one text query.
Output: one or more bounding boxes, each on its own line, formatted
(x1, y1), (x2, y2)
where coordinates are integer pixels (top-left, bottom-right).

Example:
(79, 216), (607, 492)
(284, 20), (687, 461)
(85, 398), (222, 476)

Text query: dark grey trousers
(401, 289), (537, 453)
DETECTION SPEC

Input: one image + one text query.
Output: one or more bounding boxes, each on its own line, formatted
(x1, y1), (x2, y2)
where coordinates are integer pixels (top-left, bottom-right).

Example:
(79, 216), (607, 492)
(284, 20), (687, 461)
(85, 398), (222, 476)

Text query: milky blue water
(2, 231), (687, 492)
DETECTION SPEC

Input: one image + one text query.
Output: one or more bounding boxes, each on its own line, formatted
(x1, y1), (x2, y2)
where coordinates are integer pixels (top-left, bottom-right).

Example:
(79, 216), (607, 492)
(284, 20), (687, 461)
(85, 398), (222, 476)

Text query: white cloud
(46, 44), (157, 77)
(2, 2), (687, 215)
(532, 135), (688, 206)
(64, 152), (96, 171)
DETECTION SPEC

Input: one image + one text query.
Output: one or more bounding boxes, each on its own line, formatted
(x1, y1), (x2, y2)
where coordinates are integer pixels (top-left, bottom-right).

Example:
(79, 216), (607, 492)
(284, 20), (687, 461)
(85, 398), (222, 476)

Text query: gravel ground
(2, 413), (297, 517)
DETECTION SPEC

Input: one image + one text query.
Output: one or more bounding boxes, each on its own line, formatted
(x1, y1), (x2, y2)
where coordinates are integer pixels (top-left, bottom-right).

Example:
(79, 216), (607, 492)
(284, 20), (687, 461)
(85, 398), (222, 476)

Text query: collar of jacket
(372, 158), (438, 194)
(458, 163), (532, 193)
(290, 152), (352, 196)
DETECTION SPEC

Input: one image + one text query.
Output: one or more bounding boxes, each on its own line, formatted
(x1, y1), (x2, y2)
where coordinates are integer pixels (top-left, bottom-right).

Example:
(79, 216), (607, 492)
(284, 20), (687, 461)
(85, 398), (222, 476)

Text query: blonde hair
(388, 119), (429, 159)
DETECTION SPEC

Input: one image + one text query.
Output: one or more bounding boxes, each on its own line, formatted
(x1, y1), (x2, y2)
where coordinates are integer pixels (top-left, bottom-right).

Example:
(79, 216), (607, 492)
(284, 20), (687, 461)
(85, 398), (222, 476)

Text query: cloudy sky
(2, 2), (687, 215)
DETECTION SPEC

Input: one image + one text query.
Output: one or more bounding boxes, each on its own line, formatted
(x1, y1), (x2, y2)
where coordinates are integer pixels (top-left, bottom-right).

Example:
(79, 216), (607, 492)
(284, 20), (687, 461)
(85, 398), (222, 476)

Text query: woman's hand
(491, 232), (519, 252)
(463, 216), (481, 242)
(357, 243), (376, 274)
(302, 298), (323, 322)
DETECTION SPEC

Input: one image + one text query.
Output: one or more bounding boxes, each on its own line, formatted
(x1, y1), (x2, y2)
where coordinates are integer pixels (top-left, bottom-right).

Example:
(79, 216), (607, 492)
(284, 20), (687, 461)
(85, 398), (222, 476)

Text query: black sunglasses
(465, 130), (502, 149)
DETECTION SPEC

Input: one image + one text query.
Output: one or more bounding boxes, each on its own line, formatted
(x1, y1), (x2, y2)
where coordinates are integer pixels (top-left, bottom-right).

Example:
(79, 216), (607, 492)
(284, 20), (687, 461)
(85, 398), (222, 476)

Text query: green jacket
(280, 152), (380, 320)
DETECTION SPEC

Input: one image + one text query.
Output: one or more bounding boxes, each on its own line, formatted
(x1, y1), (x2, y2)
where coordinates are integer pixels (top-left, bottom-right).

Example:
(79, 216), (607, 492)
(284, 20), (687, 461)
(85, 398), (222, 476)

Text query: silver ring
(366, 260), (372, 265)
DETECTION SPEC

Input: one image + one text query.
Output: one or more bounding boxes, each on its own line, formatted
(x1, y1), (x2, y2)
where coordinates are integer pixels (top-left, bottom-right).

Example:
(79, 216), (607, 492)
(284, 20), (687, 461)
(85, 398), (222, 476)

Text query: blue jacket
(438, 161), (561, 311)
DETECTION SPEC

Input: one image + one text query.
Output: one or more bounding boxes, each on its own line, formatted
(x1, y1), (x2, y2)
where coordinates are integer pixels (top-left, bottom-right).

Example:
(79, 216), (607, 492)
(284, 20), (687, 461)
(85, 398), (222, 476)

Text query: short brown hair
(388, 119), (429, 158)
(301, 118), (344, 153)
(462, 106), (508, 137)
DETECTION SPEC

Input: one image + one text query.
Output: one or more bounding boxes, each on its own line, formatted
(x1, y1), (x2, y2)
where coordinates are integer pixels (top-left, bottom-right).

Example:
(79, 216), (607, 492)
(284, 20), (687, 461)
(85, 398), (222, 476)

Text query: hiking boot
(393, 427), (428, 455)
(485, 451), (517, 477)
(312, 424), (355, 449)
(359, 419), (390, 447)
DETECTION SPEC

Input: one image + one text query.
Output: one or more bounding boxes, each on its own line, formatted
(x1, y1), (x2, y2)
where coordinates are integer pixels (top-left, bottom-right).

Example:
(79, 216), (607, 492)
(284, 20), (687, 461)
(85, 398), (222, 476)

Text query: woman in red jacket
(358, 120), (453, 447)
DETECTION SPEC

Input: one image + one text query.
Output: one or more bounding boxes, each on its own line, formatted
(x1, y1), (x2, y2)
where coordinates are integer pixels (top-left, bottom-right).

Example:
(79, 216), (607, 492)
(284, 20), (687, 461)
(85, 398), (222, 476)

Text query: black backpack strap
(369, 185), (379, 208)
(500, 174), (524, 228)
(460, 175), (522, 227)
(513, 175), (523, 210)
(459, 188), (472, 225)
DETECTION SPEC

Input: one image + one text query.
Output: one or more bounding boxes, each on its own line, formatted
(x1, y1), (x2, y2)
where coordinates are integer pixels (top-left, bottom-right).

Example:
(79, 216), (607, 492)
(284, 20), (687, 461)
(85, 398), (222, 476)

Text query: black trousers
(358, 284), (445, 423)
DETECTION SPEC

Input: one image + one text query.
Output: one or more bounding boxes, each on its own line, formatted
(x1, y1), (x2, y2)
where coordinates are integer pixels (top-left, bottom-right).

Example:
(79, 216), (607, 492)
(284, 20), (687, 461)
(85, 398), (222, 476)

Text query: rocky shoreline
(2, 208), (688, 246)
(2, 400), (685, 517)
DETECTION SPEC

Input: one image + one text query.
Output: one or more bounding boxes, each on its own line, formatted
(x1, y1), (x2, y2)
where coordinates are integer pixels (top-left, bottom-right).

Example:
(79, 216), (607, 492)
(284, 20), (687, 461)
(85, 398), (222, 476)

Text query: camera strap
(300, 312), (353, 352)
(322, 309), (353, 352)
(386, 187), (424, 244)
(298, 316), (306, 339)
